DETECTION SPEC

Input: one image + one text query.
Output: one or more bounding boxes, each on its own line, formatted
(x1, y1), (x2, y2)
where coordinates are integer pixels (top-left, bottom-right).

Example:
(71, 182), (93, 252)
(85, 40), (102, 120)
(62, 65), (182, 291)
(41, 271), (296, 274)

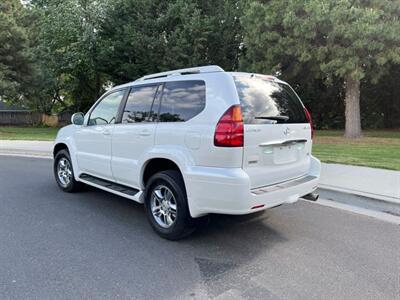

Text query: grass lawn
(0, 126), (399, 170)
(313, 130), (400, 171)
(0, 126), (59, 141)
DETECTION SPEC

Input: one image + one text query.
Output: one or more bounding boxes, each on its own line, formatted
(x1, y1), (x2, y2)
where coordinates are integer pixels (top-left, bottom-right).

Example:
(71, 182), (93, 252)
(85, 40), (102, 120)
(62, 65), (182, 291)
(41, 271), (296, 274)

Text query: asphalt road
(0, 156), (399, 300)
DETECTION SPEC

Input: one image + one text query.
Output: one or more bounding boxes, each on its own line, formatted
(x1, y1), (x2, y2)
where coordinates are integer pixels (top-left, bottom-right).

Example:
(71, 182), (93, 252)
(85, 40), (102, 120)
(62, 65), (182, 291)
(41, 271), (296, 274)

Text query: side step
(79, 173), (139, 197)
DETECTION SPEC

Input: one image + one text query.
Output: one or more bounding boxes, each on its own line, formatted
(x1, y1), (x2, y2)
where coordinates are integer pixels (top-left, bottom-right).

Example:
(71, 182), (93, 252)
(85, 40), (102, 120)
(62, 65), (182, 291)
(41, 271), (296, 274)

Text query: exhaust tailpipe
(302, 192), (319, 201)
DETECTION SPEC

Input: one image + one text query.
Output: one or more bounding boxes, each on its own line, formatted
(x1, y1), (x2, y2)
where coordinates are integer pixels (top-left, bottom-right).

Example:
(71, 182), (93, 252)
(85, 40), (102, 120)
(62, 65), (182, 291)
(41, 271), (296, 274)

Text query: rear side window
(233, 76), (307, 124)
(122, 85), (159, 123)
(159, 80), (205, 122)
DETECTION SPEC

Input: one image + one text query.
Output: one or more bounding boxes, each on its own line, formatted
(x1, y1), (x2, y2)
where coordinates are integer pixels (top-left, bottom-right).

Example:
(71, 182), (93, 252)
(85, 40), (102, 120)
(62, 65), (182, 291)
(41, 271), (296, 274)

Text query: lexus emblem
(283, 127), (291, 135)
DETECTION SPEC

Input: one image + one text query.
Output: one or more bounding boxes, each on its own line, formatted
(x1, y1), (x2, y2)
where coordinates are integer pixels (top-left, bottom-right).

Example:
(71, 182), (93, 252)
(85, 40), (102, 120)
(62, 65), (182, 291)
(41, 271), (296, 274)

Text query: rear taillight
(304, 107), (314, 138)
(214, 105), (244, 147)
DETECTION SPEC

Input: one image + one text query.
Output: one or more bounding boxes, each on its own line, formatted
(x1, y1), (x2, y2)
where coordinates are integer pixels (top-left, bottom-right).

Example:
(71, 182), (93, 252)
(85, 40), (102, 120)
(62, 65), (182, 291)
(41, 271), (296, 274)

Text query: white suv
(53, 65), (321, 239)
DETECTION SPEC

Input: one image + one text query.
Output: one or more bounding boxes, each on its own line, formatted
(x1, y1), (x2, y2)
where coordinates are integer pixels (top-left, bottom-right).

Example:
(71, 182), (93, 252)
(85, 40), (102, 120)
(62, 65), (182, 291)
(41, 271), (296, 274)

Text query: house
(0, 101), (28, 112)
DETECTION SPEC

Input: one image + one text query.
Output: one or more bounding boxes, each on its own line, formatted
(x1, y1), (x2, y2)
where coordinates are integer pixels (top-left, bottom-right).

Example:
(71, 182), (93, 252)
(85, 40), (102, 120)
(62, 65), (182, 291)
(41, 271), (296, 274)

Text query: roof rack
(136, 65), (224, 81)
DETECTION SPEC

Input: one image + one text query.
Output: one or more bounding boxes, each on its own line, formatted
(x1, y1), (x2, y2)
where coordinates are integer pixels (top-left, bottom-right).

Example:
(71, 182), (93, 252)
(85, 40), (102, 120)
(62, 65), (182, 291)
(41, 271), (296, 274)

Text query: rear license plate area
(273, 145), (297, 164)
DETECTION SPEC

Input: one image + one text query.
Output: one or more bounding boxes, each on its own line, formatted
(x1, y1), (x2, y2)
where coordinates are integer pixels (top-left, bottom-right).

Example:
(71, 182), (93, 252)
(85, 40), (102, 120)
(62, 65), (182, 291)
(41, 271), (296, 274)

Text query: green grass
(0, 126), (59, 141)
(315, 129), (400, 139)
(313, 130), (400, 170)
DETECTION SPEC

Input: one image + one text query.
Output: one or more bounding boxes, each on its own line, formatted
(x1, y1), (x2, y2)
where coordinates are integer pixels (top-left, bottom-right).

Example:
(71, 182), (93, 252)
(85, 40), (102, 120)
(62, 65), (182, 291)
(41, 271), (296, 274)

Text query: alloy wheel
(57, 157), (72, 187)
(150, 185), (178, 228)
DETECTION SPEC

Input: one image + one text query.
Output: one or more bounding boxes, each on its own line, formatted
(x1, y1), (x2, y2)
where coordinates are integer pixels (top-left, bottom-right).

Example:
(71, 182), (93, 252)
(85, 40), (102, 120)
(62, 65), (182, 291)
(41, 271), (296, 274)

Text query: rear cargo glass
(233, 76), (307, 124)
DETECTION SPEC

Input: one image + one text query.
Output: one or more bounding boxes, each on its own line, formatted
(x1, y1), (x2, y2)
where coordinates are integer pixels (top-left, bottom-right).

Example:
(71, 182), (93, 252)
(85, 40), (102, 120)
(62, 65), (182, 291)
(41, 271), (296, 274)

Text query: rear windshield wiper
(254, 115), (289, 122)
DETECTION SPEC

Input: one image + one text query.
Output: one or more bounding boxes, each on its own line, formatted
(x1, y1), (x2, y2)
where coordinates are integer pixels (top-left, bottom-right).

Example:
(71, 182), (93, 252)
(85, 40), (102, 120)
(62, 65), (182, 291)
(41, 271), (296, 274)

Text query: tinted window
(159, 81), (205, 122)
(122, 85), (159, 123)
(88, 90), (125, 126)
(233, 76), (307, 124)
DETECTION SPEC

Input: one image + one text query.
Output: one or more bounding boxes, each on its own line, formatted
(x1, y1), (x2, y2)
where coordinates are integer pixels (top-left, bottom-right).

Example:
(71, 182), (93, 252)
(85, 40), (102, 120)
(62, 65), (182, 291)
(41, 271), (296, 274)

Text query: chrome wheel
(57, 157), (72, 187)
(150, 185), (177, 228)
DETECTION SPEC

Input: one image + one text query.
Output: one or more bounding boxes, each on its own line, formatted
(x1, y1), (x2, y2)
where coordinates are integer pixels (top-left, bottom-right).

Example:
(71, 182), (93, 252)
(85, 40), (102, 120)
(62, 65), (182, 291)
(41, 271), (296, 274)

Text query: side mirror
(71, 112), (85, 125)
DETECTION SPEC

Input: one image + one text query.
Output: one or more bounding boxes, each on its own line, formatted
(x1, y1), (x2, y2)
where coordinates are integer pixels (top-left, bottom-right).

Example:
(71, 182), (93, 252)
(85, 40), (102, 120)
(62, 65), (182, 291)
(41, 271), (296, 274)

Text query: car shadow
(37, 176), (288, 299)
(80, 186), (287, 294)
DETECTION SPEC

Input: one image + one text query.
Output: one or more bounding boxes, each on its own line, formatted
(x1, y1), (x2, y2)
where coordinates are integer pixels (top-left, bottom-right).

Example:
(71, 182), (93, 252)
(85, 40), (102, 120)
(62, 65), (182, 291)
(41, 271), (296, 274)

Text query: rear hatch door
(233, 74), (312, 189)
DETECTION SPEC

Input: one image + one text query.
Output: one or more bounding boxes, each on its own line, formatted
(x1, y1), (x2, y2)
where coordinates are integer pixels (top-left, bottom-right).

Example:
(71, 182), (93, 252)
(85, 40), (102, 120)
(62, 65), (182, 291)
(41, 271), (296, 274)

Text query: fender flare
(138, 146), (195, 190)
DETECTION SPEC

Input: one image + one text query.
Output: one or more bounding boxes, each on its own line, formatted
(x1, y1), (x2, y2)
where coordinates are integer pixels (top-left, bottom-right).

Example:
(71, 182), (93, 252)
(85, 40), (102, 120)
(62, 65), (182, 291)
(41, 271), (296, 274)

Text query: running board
(79, 173), (143, 203)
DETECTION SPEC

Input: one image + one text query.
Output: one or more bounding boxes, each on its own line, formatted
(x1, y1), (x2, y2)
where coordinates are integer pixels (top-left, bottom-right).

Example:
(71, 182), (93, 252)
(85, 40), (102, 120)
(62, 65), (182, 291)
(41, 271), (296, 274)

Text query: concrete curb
(0, 152), (52, 159)
(319, 163), (399, 203)
(319, 184), (400, 204)
(303, 198), (400, 225)
(0, 140), (53, 159)
(317, 187), (400, 217)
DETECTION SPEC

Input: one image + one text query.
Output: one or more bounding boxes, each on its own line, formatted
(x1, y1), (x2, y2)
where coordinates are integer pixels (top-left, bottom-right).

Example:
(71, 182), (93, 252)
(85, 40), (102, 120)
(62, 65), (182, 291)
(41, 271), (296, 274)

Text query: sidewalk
(1, 140), (399, 203)
(319, 163), (400, 204)
(0, 140), (53, 158)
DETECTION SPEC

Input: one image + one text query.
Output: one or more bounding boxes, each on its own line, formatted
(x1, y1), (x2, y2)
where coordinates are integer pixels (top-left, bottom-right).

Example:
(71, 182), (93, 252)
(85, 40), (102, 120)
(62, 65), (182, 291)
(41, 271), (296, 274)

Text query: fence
(0, 111), (72, 127)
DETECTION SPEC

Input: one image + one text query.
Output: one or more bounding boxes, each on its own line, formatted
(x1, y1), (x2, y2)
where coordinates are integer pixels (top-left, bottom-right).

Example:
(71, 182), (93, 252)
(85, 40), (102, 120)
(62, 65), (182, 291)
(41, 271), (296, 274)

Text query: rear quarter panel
(154, 72), (242, 169)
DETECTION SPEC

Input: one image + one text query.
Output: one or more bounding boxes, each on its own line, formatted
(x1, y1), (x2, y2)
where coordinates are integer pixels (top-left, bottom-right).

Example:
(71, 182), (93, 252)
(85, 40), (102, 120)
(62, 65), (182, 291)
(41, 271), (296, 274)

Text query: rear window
(233, 76), (307, 124)
(159, 80), (205, 122)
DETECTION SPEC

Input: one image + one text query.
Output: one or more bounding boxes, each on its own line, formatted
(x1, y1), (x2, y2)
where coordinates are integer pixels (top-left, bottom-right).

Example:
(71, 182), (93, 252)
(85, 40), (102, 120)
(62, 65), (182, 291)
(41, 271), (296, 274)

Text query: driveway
(0, 156), (398, 299)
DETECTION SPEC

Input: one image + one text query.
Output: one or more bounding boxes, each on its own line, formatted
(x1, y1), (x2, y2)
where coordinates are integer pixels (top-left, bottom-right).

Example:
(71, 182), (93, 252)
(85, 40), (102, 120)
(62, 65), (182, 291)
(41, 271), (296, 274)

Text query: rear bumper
(184, 155), (321, 217)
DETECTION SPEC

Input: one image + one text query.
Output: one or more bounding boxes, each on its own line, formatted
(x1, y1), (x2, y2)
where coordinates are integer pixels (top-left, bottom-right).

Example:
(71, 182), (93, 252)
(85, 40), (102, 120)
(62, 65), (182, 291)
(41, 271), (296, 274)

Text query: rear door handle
(139, 130), (151, 137)
(102, 129), (111, 136)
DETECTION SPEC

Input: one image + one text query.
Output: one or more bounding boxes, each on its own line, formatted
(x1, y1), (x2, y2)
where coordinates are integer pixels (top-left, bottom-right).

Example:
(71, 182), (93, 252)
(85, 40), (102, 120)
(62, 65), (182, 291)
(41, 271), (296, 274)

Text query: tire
(54, 149), (83, 193)
(144, 170), (195, 240)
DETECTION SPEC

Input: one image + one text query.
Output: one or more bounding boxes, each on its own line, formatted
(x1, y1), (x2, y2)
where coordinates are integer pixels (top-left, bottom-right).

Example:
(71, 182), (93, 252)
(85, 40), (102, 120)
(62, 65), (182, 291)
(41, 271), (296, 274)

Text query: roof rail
(136, 65), (224, 81)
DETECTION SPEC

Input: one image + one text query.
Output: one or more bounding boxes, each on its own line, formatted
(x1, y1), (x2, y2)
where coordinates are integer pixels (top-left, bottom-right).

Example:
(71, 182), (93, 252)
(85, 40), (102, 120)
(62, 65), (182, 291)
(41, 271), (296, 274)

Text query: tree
(98, 0), (242, 84)
(0, 0), (33, 103)
(29, 0), (110, 112)
(241, 0), (400, 138)
(361, 64), (400, 129)
(10, 0), (242, 113)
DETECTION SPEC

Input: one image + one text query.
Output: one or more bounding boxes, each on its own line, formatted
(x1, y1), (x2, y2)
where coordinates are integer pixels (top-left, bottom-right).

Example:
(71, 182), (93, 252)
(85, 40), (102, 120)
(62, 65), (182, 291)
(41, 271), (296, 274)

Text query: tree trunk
(344, 75), (362, 138)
